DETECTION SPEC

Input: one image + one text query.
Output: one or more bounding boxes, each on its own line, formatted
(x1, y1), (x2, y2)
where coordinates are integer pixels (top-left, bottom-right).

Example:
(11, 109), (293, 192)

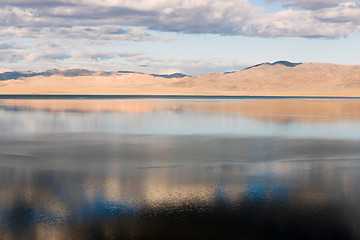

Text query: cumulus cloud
(0, 25), (172, 42)
(315, 3), (360, 24)
(0, 45), (71, 63)
(267, 0), (359, 10)
(0, 49), (27, 63)
(0, 0), (359, 39)
(26, 48), (71, 61)
(0, 1), (256, 35)
(0, 0), (74, 7)
(75, 50), (144, 62)
(244, 8), (359, 38)
(0, 67), (12, 73)
(0, 43), (14, 49)
(245, 1), (360, 38)
(1, 0), (360, 74)
(124, 56), (246, 75)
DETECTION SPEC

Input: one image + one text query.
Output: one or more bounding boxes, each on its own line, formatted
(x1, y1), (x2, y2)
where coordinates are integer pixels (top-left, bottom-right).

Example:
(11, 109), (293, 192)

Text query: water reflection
(2, 98), (360, 122)
(1, 134), (360, 239)
(1, 98), (360, 239)
(1, 99), (360, 138)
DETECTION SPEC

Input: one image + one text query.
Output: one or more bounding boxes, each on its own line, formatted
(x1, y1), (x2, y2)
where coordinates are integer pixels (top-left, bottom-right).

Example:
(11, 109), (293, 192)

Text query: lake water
(1, 97), (360, 239)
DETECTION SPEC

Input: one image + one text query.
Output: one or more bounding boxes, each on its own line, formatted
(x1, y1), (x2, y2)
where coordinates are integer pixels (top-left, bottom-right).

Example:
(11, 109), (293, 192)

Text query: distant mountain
(0, 69), (101, 81)
(0, 69), (188, 81)
(0, 71), (36, 81)
(224, 71), (237, 74)
(244, 61), (302, 71)
(117, 71), (138, 74)
(1, 63), (360, 97)
(150, 73), (188, 78)
(271, 61), (302, 67)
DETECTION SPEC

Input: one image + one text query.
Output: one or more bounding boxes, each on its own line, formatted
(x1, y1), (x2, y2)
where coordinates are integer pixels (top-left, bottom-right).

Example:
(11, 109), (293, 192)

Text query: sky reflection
(0, 134), (360, 239)
(1, 99), (360, 239)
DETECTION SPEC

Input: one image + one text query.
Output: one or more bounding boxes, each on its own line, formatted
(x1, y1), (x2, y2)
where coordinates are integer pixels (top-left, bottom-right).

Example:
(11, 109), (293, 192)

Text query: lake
(1, 97), (360, 239)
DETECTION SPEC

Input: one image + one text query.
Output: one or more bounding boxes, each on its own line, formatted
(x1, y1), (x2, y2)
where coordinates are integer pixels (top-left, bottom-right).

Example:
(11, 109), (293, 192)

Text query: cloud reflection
(0, 134), (360, 239)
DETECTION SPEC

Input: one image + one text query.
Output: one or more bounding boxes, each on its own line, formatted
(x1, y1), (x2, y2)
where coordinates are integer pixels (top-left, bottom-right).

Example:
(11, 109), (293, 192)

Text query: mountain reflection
(1, 134), (360, 239)
(2, 99), (360, 138)
(1, 98), (360, 123)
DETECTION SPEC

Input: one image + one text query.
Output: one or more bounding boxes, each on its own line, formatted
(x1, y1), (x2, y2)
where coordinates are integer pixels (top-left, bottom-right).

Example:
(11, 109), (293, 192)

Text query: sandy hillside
(1, 63), (360, 96)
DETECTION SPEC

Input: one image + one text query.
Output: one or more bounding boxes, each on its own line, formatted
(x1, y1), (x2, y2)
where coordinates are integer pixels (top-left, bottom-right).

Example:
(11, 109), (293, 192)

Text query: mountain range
(1, 61), (360, 96)
(0, 69), (189, 81)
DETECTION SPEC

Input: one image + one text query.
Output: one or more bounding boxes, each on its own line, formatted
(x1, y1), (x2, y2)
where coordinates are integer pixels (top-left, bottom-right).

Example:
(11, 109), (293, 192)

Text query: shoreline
(1, 94), (360, 99)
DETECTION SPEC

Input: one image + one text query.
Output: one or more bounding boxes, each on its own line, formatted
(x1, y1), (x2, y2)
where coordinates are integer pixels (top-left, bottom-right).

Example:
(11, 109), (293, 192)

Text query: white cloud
(75, 50), (145, 62)
(125, 56), (246, 75)
(0, 25), (173, 42)
(1, 0), (360, 74)
(244, 9), (358, 38)
(267, 0), (359, 10)
(26, 48), (71, 61)
(0, 49), (27, 63)
(0, 0), (359, 39)
(315, 3), (360, 24)
(0, 67), (12, 73)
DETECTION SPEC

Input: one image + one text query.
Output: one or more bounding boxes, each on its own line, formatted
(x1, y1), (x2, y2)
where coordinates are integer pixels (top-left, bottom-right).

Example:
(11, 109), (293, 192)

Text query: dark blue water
(1, 98), (360, 239)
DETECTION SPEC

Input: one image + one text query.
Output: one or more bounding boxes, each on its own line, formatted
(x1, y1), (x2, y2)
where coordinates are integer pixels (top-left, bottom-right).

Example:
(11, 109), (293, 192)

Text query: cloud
(315, 3), (360, 24)
(267, 0), (358, 10)
(0, 49), (27, 63)
(0, 25), (173, 42)
(26, 48), (71, 61)
(0, 40), (25, 51)
(0, 0), (74, 8)
(0, 67), (12, 73)
(0, 0), (360, 74)
(0, 0), (359, 39)
(123, 56), (247, 75)
(0, 43), (71, 63)
(75, 50), (144, 62)
(0, 43), (14, 49)
(244, 8), (359, 39)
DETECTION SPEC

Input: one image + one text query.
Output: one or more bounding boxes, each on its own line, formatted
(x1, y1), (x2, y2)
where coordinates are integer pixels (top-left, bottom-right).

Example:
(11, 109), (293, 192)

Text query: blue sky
(0, 0), (360, 75)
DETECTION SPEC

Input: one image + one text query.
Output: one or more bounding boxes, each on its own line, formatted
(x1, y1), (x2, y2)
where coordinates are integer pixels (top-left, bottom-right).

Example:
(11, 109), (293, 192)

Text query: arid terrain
(1, 62), (360, 96)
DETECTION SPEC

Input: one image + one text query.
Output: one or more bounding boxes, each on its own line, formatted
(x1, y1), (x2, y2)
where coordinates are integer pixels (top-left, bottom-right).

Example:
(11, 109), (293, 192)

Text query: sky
(0, 0), (360, 75)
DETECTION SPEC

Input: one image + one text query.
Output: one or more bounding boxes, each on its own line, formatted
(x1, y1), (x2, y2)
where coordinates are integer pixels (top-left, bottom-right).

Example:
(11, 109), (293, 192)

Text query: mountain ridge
(1, 62), (360, 97)
(0, 61), (302, 81)
(243, 61), (302, 71)
(0, 69), (189, 81)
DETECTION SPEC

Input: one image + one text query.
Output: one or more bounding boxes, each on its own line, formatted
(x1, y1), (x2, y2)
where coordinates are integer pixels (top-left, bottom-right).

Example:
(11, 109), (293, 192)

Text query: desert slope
(1, 63), (360, 96)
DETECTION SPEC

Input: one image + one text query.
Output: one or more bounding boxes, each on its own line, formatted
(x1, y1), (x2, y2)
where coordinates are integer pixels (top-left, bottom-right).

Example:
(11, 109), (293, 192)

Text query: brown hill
(1, 63), (360, 96)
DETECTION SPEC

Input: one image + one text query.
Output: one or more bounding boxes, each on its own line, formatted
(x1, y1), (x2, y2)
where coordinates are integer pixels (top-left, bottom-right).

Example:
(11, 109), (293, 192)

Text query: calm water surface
(1, 98), (360, 239)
